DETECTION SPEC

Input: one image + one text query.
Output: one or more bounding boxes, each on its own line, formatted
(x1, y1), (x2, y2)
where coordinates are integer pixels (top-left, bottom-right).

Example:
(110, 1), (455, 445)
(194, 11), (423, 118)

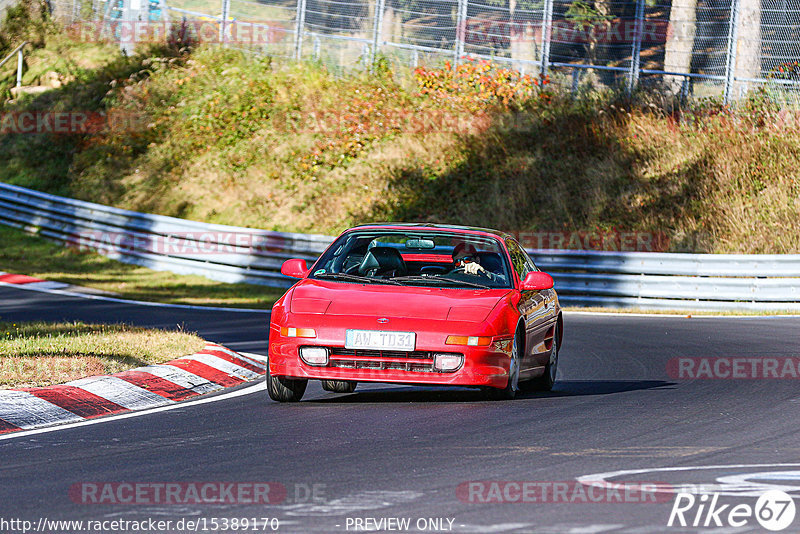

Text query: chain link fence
(26, 0), (800, 103)
(0, 0), (14, 21)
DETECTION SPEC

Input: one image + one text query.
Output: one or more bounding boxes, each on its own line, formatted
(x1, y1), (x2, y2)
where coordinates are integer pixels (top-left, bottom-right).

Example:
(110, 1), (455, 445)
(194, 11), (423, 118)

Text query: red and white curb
(0, 343), (266, 435)
(0, 272), (70, 291)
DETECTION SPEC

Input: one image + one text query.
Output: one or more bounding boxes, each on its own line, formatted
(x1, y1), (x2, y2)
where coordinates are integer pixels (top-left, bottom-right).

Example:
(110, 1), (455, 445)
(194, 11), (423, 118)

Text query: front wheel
(267, 361), (308, 402)
(321, 380), (357, 393)
(486, 329), (522, 400)
(531, 322), (559, 391)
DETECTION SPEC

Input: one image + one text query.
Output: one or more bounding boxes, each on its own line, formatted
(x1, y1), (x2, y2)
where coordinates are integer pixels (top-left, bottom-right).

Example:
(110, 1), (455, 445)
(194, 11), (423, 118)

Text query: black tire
(531, 321), (560, 391)
(266, 366), (308, 402)
(486, 328), (523, 400)
(321, 380), (357, 393)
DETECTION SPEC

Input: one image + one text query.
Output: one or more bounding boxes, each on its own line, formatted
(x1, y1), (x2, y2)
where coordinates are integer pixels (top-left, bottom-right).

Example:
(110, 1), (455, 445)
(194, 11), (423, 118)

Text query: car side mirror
(520, 271), (554, 291)
(281, 259), (309, 279)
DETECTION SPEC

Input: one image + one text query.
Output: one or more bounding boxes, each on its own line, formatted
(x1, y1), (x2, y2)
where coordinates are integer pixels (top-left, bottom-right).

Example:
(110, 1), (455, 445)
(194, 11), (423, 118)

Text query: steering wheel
(343, 264), (361, 275)
(449, 265), (492, 278)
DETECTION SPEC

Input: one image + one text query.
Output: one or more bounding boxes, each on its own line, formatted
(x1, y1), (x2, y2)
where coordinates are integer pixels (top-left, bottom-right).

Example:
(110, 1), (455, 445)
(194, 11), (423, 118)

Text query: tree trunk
(663, 0), (698, 94)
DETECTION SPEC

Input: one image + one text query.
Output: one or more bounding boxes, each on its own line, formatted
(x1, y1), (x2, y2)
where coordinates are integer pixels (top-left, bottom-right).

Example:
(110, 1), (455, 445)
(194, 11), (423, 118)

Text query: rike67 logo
(668, 490), (796, 531)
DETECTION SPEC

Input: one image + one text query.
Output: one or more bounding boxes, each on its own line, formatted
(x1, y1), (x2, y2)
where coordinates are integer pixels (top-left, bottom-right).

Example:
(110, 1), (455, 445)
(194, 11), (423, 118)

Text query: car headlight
(299, 346), (329, 366)
(433, 353), (464, 372)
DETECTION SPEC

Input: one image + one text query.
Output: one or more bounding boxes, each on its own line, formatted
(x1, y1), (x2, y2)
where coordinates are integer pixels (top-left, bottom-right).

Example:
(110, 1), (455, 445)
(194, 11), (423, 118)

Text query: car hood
(289, 279), (511, 322)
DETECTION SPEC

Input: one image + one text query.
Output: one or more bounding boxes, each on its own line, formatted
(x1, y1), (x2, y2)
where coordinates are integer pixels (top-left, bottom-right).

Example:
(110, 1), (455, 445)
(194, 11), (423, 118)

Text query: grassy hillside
(2, 9), (799, 253)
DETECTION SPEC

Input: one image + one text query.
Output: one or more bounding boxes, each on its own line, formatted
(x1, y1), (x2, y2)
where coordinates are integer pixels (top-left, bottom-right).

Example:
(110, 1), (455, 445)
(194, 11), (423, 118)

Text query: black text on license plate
(345, 330), (416, 351)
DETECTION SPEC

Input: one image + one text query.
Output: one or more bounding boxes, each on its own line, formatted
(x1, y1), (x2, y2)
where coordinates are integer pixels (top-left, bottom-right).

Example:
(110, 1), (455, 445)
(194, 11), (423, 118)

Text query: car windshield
(309, 230), (512, 289)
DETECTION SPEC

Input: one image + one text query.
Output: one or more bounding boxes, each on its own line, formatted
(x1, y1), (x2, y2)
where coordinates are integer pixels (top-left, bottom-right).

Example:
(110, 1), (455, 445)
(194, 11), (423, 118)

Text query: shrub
(414, 57), (550, 111)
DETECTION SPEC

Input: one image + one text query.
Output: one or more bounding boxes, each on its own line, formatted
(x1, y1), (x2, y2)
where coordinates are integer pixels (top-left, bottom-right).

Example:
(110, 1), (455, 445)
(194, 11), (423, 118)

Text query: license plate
(345, 330), (416, 351)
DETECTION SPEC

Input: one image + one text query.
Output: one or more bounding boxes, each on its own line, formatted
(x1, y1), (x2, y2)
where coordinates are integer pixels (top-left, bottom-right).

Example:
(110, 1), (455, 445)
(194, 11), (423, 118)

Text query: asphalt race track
(2, 284), (800, 533)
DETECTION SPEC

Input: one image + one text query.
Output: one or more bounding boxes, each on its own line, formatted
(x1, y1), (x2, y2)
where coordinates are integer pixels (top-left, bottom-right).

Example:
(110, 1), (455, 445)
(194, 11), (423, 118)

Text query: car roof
(346, 223), (515, 241)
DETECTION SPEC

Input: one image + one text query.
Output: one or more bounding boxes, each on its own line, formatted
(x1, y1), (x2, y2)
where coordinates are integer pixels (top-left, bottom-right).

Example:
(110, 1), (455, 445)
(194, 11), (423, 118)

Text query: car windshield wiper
(390, 275), (490, 289)
(315, 272), (402, 285)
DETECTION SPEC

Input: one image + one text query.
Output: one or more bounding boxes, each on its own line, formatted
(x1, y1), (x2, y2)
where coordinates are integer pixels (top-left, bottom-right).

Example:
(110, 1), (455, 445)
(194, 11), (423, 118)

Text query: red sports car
(267, 224), (562, 401)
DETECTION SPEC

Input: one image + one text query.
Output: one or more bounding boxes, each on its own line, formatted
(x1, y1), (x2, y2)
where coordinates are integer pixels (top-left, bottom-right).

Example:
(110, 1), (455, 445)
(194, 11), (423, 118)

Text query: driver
(451, 243), (507, 284)
(451, 243), (484, 276)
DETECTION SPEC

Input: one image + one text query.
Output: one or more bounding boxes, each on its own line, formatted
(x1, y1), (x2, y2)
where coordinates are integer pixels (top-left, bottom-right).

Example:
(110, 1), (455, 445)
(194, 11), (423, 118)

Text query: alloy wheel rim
(510, 334), (520, 392)
(549, 327), (558, 383)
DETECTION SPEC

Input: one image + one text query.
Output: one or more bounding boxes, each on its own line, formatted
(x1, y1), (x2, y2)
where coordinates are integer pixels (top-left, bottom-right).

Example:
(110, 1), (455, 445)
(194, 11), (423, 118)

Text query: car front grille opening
(323, 347), (448, 373)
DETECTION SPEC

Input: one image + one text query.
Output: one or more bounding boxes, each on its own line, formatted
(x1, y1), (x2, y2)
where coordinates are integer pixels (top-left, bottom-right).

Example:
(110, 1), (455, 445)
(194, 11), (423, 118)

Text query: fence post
(723, 0), (741, 104)
(540, 0), (553, 78)
(455, 0), (467, 64)
(294, 0), (307, 60)
(219, 0), (231, 45)
(119, 0), (139, 54)
(626, 0), (644, 94)
(571, 67), (580, 96)
(16, 47), (23, 87)
(371, 0), (386, 67)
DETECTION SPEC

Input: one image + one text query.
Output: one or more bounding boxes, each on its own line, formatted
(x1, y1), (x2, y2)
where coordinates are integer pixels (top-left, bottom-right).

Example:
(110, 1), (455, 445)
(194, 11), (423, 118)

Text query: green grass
(0, 321), (206, 387)
(1, 6), (799, 324)
(2, 31), (799, 253)
(0, 225), (287, 308)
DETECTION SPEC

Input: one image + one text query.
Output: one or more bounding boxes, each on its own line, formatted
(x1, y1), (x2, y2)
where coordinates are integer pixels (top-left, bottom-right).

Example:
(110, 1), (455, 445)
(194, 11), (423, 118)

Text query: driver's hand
(463, 262), (486, 276)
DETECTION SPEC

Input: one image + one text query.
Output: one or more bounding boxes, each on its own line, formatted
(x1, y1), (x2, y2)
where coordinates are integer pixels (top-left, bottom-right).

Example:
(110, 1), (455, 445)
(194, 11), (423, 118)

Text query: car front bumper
(269, 322), (513, 389)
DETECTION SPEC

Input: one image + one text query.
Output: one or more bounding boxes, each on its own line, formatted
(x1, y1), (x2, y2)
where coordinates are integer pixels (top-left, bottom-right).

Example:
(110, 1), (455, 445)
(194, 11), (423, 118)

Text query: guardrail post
(540, 0), (553, 78)
(723, 0), (741, 105)
(371, 0), (386, 68)
(454, 0), (467, 64)
(220, 0), (231, 44)
(626, 0), (645, 94)
(293, 0), (307, 60)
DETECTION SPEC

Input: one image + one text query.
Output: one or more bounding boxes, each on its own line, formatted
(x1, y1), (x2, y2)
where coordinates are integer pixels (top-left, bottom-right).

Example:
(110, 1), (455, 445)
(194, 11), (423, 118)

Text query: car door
(506, 238), (557, 371)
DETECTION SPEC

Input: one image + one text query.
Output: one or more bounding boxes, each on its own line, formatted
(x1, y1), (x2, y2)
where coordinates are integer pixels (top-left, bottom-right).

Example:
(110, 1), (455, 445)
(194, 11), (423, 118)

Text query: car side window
(506, 239), (538, 281)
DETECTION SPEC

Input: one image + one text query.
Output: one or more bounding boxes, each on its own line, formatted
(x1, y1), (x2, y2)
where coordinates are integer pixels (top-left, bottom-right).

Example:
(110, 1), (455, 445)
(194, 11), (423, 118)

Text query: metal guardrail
(1, 182), (799, 311)
(0, 42), (28, 88)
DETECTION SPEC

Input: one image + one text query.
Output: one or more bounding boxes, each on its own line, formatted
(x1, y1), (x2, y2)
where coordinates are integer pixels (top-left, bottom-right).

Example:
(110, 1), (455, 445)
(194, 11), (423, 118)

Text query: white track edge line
(0, 281), (270, 313)
(564, 310), (800, 319)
